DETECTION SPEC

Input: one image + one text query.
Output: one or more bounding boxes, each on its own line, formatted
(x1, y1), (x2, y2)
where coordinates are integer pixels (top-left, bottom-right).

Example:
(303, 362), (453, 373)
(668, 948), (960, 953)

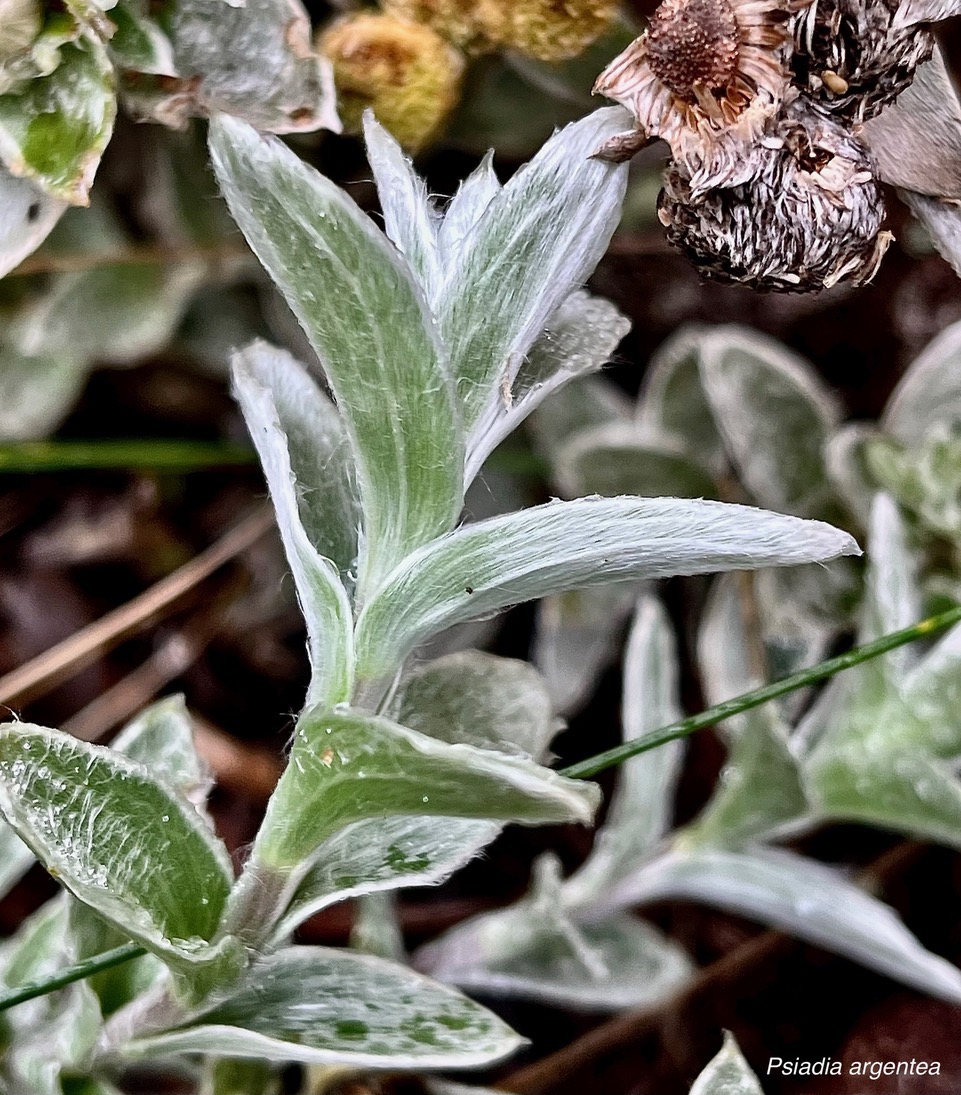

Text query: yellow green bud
(380, 0), (493, 53)
(488, 0), (620, 62)
(320, 12), (465, 153)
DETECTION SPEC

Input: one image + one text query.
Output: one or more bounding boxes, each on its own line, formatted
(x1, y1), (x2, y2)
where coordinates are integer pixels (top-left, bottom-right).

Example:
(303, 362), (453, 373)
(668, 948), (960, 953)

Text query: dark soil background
(3, 5), (961, 1093)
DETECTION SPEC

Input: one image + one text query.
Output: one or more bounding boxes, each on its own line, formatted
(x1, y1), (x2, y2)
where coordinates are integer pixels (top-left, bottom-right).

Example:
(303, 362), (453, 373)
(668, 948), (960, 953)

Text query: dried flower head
(594, 0), (796, 184)
(657, 100), (890, 290)
(319, 12), (465, 152)
(790, 0), (934, 122)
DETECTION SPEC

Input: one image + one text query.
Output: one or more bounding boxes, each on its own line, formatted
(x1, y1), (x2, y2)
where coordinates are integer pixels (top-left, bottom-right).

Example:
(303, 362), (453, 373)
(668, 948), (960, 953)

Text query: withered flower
(593, 0), (797, 188)
(791, 0), (934, 122)
(657, 99), (891, 291)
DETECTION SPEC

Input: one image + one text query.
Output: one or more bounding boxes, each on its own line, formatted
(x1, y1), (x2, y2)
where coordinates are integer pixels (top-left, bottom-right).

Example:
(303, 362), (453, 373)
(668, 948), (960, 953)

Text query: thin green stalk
(0, 942), (146, 1013)
(0, 440), (256, 473)
(561, 606), (961, 780)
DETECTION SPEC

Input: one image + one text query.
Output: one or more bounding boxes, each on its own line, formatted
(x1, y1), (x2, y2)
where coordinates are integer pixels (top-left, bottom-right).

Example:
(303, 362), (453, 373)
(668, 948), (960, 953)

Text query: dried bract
(658, 101), (890, 291)
(791, 0), (934, 122)
(594, 0), (794, 186)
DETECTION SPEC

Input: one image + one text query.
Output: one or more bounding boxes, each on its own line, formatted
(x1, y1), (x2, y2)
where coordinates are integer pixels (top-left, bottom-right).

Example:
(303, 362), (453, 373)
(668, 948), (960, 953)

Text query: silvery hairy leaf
(353, 496), (860, 687)
(416, 853), (691, 1012)
(0, 723), (235, 979)
(251, 707), (598, 873)
(435, 107), (631, 444)
(882, 317), (961, 445)
(563, 597), (684, 907)
(396, 651), (557, 760)
(603, 846), (961, 1003)
(528, 373), (632, 465)
(690, 1033), (764, 1095)
(155, 0), (338, 133)
(465, 290), (631, 483)
(232, 342), (354, 710)
(533, 584), (639, 716)
(210, 115), (464, 598)
(0, 164), (66, 278)
(121, 946), (524, 1069)
(697, 326), (842, 518)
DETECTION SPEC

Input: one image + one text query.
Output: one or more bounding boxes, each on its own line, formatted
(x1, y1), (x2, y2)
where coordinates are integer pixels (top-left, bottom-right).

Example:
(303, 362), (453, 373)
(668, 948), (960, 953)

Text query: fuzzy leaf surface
(436, 107), (630, 439)
(698, 327), (841, 516)
(123, 947), (524, 1069)
(607, 846), (961, 1003)
(275, 815), (499, 939)
(0, 724), (233, 973)
(254, 708), (597, 871)
(210, 116), (463, 595)
(0, 33), (115, 203)
(354, 496), (860, 684)
(691, 1034), (764, 1095)
(233, 342), (354, 709)
(396, 651), (556, 759)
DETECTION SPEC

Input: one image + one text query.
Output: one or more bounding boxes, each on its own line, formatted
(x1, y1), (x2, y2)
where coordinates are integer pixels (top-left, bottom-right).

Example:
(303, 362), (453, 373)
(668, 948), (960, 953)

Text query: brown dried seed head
(790, 0), (934, 122)
(658, 100), (890, 292)
(646, 0), (740, 96)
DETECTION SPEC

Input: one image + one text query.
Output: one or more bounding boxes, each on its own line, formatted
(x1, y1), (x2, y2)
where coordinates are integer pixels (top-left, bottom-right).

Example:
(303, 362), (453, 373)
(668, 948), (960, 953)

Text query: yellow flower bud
(319, 12), (465, 153)
(381, 0), (493, 53)
(485, 0), (620, 62)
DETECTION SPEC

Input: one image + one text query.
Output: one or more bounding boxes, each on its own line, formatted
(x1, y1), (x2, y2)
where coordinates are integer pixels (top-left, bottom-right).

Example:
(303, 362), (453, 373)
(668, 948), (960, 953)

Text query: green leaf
(466, 290), (632, 482)
(232, 342), (354, 710)
(637, 326), (726, 477)
(274, 815), (499, 940)
(0, 819), (34, 897)
(122, 946), (525, 1069)
(351, 893), (405, 962)
(111, 695), (211, 807)
(690, 1033), (764, 1095)
(436, 107), (630, 443)
(824, 422), (878, 528)
(12, 259), (201, 365)
(697, 326), (842, 517)
(200, 1058), (281, 1095)
(0, 723), (234, 976)
(417, 853), (692, 1012)
(554, 422), (718, 500)
(210, 115), (464, 596)
(436, 151), (500, 269)
(861, 493), (921, 676)
(616, 846), (961, 1004)
(563, 597), (683, 906)
(158, 0), (337, 132)
(354, 496), (860, 686)
(253, 708), (598, 871)
(0, 163), (67, 277)
(396, 651), (557, 759)
(902, 622), (961, 757)
(363, 113), (440, 293)
(533, 584), (638, 716)
(0, 32), (115, 203)
(106, 0), (175, 75)
(529, 374), (631, 465)
(882, 318), (961, 444)
(233, 340), (360, 581)
(0, 342), (89, 439)
(688, 578), (807, 846)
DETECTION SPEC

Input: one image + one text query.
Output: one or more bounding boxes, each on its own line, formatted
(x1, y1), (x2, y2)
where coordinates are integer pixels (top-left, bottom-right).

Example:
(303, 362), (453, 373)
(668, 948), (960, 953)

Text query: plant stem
(0, 942), (146, 1013)
(561, 606), (961, 780)
(0, 440), (256, 473)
